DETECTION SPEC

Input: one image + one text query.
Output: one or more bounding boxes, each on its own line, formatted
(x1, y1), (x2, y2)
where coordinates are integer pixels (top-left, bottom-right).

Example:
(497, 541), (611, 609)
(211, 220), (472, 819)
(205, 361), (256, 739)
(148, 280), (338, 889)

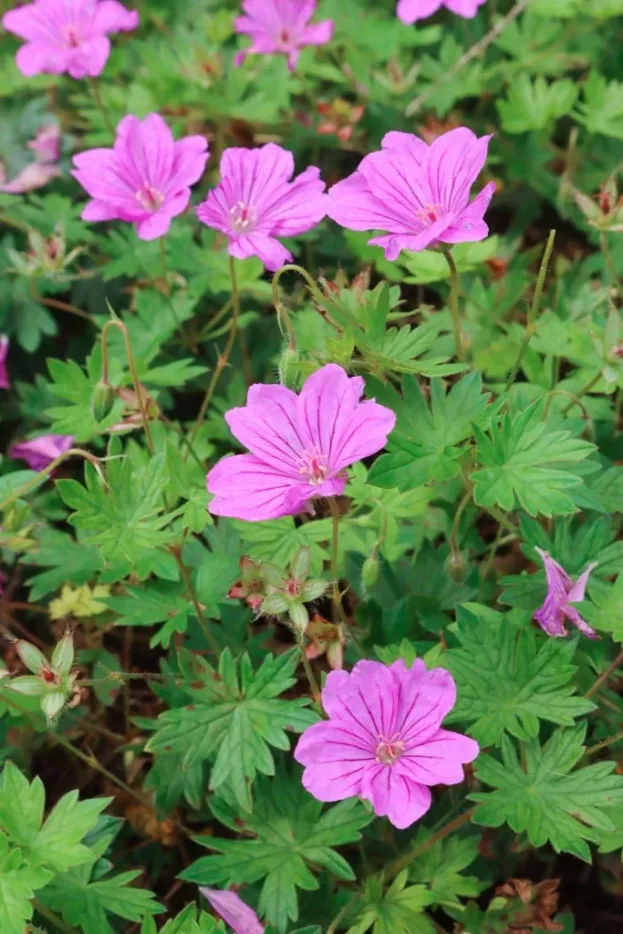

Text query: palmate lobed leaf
(472, 725), (623, 861)
(146, 649), (318, 812)
(346, 871), (435, 934)
(180, 767), (372, 933)
(0, 835), (52, 934)
(443, 608), (595, 746)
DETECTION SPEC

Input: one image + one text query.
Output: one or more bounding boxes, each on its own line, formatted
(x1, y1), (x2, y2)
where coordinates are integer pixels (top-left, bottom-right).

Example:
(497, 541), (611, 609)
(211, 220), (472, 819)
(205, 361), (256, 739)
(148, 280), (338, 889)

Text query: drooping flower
(235, 0), (334, 71)
(327, 127), (496, 260)
(9, 434), (74, 471)
(72, 113), (209, 241)
(200, 888), (264, 934)
(534, 549), (597, 639)
(28, 123), (61, 163)
(295, 659), (479, 829)
(2, 0), (139, 79)
(196, 143), (327, 271)
(397, 0), (487, 24)
(207, 364), (396, 521)
(0, 336), (9, 390)
(0, 161), (61, 194)
(305, 614), (345, 670)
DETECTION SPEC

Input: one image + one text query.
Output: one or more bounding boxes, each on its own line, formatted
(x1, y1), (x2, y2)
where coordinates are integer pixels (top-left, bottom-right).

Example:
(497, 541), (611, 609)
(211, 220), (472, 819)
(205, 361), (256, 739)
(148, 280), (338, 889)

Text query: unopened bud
(362, 555), (379, 591)
(445, 549), (468, 583)
(91, 379), (116, 422)
(278, 347), (301, 389)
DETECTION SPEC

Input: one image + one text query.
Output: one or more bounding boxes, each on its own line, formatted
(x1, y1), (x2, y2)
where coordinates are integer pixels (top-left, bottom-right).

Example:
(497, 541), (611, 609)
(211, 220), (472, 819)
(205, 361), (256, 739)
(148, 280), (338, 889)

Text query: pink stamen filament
(375, 733), (405, 765)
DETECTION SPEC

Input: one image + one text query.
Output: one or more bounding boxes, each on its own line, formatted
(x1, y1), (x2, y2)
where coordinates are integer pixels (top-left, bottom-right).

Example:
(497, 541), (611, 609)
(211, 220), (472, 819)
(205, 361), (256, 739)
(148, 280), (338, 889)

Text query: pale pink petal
(200, 888), (264, 934)
(225, 392), (304, 476)
(16, 40), (65, 76)
(0, 162), (60, 193)
(564, 607), (598, 639)
(118, 112), (175, 192)
(397, 0), (443, 24)
(263, 166), (327, 236)
(393, 663), (458, 743)
(382, 130), (429, 163)
(369, 213), (454, 260)
(296, 364), (364, 464)
(445, 0), (487, 16)
(327, 173), (405, 232)
(330, 399), (396, 471)
(9, 434), (73, 472)
(294, 721), (374, 763)
(0, 336), (10, 390)
(2, 4), (43, 40)
(207, 454), (306, 521)
(93, 0), (140, 33)
(566, 562), (597, 604)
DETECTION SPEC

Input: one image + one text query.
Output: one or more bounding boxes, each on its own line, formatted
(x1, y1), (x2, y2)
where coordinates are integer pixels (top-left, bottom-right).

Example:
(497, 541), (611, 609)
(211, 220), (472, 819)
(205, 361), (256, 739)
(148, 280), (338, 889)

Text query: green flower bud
(278, 347), (302, 389)
(90, 379), (116, 422)
(445, 549), (468, 583)
(15, 640), (47, 675)
(362, 555), (379, 591)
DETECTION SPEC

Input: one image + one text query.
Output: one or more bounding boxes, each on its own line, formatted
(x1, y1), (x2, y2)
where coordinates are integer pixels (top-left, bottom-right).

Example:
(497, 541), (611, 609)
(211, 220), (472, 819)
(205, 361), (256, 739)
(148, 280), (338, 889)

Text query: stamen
(375, 732), (405, 766)
(229, 201), (257, 234)
(136, 185), (165, 212)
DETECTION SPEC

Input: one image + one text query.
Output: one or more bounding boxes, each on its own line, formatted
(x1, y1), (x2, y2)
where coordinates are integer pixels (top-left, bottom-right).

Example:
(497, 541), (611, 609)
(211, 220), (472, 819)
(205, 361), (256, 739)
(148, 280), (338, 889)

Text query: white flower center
(375, 733), (405, 766)
(229, 201), (257, 234)
(136, 184), (165, 212)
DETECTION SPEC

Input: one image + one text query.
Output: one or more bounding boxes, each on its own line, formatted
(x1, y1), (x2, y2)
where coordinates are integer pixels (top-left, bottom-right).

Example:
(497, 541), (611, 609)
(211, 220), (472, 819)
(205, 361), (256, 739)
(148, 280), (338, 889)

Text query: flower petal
(207, 454), (306, 521)
(401, 728), (479, 785)
(361, 764), (432, 829)
(427, 128), (492, 213)
(300, 20), (334, 46)
(93, 0), (140, 33)
(396, 0), (443, 24)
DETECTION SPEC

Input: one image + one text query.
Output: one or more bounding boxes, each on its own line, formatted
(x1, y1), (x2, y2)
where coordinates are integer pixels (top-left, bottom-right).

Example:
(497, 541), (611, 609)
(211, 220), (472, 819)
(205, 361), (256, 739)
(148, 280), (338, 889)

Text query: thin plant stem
(0, 448), (106, 514)
(442, 250), (464, 362)
(585, 649), (623, 699)
(449, 489), (472, 557)
(543, 388), (592, 424)
(561, 372), (601, 415)
(170, 548), (220, 655)
(586, 730), (623, 757)
(39, 296), (94, 323)
(101, 319), (154, 454)
(52, 731), (148, 806)
(158, 235), (183, 333)
(329, 498), (364, 658)
(406, 0), (530, 115)
(86, 75), (114, 136)
(185, 255), (241, 455)
(600, 231), (619, 296)
(505, 230), (556, 393)
(271, 263), (327, 351)
(326, 892), (360, 934)
(386, 807), (476, 878)
(296, 630), (321, 702)
(33, 899), (80, 934)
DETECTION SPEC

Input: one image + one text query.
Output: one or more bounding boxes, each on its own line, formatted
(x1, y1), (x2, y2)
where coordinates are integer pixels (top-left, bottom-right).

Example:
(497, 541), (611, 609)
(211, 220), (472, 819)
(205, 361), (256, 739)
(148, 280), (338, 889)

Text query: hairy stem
(386, 807), (476, 878)
(33, 899), (80, 934)
(561, 372), (601, 415)
(442, 250), (464, 362)
(585, 649), (623, 699)
(0, 448), (106, 514)
(170, 548), (220, 655)
(296, 630), (321, 703)
(271, 263), (328, 351)
(101, 319), (154, 454)
(505, 230), (556, 393)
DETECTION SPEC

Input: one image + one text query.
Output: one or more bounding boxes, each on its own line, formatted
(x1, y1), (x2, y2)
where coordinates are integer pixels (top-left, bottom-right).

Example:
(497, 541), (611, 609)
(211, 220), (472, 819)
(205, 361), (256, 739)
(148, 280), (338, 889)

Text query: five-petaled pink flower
(534, 549), (597, 639)
(0, 337), (10, 390)
(295, 659), (479, 829)
(2, 0), (139, 79)
(196, 143), (327, 271)
(200, 888), (264, 934)
(207, 364), (396, 521)
(397, 0), (487, 23)
(9, 434), (74, 471)
(327, 127), (496, 260)
(72, 113), (209, 241)
(235, 0), (334, 71)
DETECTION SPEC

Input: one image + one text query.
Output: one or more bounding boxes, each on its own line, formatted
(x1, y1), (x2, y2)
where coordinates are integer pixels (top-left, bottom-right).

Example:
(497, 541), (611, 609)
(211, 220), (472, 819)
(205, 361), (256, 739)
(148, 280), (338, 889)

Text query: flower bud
(278, 347), (301, 389)
(445, 549), (468, 583)
(15, 640), (47, 675)
(91, 379), (116, 422)
(362, 555), (379, 591)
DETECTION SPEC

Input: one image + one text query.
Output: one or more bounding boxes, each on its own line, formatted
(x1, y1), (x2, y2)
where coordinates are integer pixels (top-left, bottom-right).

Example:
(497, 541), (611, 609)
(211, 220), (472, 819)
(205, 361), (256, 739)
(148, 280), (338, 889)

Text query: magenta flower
(534, 549), (597, 639)
(327, 127), (496, 260)
(200, 888), (264, 934)
(72, 114), (209, 241)
(9, 434), (74, 472)
(2, 0), (139, 79)
(295, 659), (479, 830)
(0, 336), (10, 390)
(207, 364), (396, 521)
(196, 143), (327, 271)
(235, 0), (334, 71)
(397, 0), (486, 23)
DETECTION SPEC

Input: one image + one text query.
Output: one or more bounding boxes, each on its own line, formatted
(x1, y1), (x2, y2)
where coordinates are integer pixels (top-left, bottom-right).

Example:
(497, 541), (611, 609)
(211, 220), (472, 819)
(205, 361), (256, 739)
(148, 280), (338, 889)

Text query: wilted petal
(9, 434), (73, 472)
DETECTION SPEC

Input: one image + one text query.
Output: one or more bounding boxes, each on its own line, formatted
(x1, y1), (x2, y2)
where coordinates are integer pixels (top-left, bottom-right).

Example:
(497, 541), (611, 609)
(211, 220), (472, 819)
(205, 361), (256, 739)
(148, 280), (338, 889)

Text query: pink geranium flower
(295, 659), (479, 829)
(200, 888), (264, 934)
(207, 364), (396, 521)
(196, 143), (327, 271)
(534, 549), (597, 639)
(29, 123), (61, 164)
(0, 336), (10, 390)
(2, 0), (139, 79)
(397, 0), (487, 23)
(72, 113), (209, 241)
(235, 0), (334, 71)
(9, 434), (74, 471)
(327, 127), (496, 260)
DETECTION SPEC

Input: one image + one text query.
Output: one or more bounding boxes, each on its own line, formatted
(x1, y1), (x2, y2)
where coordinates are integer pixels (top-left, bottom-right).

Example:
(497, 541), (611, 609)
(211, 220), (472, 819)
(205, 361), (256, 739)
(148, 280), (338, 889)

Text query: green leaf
(106, 581), (190, 649)
(573, 71), (623, 140)
(146, 649), (318, 812)
(46, 349), (124, 443)
(0, 761), (110, 873)
(577, 572), (623, 641)
(23, 529), (104, 600)
(471, 402), (595, 517)
(444, 611), (595, 745)
(233, 516), (331, 572)
(0, 835), (52, 934)
(497, 75), (577, 133)
(180, 767), (372, 933)
(369, 373), (490, 490)
(407, 833), (485, 906)
(346, 871), (434, 934)
(400, 238), (500, 284)
(472, 726), (623, 861)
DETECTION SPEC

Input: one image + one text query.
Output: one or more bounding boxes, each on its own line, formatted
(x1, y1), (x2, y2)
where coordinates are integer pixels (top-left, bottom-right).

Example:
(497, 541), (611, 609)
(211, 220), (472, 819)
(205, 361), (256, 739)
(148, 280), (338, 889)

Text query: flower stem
(86, 75), (114, 136)
(449, 489), (472, 557)
(33, 899), (80, 934)
(329, 498), (363, 658)
(561, 372), (601, 415)
(0, 448), (106, 514)
(296, 630), (321, 702)
(504, 230), (556, 393)
(386, 807), (476, 878)
(158, 235), (184, 335)
(101, 319), (154, 454)
(586, 729), (623, 757)
(271, 263), (327, 351)
(185, 255), (241, 455)
(170, 547), (220, 655)
(442, 249), (464, 362)
(600, 231), (619, 297)
(585, 648), (623, 699)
